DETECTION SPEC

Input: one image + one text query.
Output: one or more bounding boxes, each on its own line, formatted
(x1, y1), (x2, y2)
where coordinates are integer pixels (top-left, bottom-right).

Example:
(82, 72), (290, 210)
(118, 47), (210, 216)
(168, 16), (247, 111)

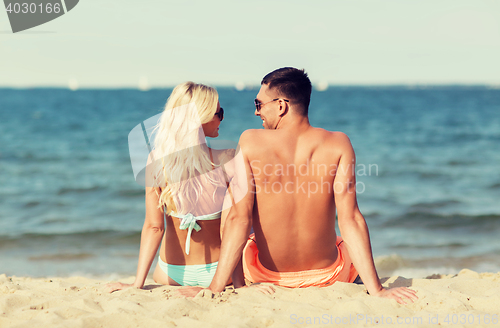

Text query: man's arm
(209, 133), (255, 292)
(333, 133), (417, 304)
(220, 185), (245, 288)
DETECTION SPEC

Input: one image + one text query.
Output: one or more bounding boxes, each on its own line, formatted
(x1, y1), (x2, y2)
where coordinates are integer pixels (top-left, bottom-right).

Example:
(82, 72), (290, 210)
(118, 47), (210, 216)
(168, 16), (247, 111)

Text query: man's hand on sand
(103, 282), (137, 293)
(372, 287), (418, 305)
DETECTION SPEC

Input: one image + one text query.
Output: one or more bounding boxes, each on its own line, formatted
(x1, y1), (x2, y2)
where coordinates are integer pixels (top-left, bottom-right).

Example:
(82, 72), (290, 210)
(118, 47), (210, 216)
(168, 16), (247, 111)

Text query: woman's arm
(132, 185), (165, 288)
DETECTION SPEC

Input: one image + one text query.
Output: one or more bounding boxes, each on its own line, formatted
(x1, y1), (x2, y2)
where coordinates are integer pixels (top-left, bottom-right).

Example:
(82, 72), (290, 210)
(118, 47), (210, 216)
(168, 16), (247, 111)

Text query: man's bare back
(243, 126), (350, 272)
(206, 67), (417, 305)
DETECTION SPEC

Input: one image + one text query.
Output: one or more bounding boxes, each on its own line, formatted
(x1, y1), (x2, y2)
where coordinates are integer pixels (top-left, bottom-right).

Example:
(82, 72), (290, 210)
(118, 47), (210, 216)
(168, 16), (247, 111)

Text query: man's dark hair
(261, 67), (312, 116)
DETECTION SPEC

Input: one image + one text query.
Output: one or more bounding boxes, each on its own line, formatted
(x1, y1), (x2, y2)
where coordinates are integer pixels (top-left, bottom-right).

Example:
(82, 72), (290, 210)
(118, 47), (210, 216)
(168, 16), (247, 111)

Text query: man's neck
(275, 114), (311, 132)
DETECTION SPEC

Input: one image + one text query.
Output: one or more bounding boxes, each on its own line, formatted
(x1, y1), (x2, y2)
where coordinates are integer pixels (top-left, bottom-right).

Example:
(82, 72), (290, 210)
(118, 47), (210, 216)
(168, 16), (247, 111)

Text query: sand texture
(1, 269), (499, 328)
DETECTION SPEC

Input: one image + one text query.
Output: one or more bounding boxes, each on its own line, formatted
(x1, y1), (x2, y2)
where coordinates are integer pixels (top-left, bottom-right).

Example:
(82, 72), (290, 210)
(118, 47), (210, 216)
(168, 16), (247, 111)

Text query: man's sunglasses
(215, 107), (224, 121)
(254, 98), (289, 111)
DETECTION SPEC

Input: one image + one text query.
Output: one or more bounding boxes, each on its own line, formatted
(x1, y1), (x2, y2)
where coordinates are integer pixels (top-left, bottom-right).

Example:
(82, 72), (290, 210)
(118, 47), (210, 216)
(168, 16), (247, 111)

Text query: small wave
(0, 230), (140, 247)
(373, 254), (449, 279)
(382, 212), (500, 230)
(408, 254), (500, 275)
(409, 200), (461, 210)
(417, 171), (447, 179)
(375, 254), (407, 273)
(488, 182), (500, 189)
(57, 186), (105, 195)
(41, 217), (68, 225)
(24, 201), (41, 208)
(378, 170), (448, 179)
(10, 152), (63, 163)
(447, 159), (478, 166)
(391, 242), (467, 249)
(374, 253), (500, 278)
(386, 267), (461, 279)
(68, 123), (83, 130)
(117, 189), (143, 198)
(28, 253), (94, 261)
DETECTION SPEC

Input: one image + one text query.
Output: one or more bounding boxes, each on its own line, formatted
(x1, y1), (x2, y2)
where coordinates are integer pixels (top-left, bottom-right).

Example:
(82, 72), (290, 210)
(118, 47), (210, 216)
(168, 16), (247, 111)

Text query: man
(210, 67), (417, 304)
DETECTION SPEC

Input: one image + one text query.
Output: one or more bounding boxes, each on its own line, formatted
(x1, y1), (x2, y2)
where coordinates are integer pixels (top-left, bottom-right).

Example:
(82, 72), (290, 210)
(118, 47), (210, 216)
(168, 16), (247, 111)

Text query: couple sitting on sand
(105, 67), (417, 304)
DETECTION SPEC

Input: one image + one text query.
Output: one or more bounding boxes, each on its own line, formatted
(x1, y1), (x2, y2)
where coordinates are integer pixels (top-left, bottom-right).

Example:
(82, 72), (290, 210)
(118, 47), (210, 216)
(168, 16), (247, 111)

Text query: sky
(1, 0), (500, 88)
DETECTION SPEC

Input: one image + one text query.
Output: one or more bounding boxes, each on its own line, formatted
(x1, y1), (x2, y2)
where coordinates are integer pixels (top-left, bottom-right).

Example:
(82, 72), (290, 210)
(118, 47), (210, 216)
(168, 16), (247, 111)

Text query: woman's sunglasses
(215, 107), (224, 121)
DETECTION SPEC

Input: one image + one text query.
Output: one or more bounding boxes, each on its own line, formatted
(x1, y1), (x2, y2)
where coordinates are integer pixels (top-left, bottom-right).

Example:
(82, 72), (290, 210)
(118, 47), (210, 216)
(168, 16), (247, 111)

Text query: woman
(105, 82), (238, 292)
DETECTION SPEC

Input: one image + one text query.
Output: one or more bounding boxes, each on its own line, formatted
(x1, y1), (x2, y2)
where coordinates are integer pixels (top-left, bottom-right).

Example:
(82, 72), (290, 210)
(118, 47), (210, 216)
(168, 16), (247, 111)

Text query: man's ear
(278, 99), (289, 117)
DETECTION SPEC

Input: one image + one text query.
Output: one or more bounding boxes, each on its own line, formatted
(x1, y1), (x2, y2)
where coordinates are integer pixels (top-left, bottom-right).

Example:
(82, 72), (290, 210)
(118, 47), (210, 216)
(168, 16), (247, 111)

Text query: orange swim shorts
(242, 235), (358, 288)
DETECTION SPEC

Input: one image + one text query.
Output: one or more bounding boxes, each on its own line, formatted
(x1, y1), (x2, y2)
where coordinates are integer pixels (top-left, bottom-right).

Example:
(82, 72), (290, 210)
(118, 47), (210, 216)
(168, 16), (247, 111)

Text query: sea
(1, 86), (499, 279)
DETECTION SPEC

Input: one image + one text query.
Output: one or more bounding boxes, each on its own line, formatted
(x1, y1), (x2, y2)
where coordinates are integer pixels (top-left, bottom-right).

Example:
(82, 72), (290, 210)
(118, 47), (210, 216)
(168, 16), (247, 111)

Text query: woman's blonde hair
(150, 82), (221, 214)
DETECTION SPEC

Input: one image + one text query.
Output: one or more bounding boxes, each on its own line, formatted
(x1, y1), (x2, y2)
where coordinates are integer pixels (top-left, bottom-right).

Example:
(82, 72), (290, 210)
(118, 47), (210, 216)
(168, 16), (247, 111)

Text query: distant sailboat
(138, 77), (150, 91)
(68, 78), (79, 91)
(315, 81), (328, 92)
(234, 82), (245, 91)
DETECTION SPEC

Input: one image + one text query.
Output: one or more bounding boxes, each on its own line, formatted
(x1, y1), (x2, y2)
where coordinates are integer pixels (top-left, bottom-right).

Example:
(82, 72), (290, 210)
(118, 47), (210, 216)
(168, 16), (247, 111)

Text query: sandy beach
(1, 269), (498, 328)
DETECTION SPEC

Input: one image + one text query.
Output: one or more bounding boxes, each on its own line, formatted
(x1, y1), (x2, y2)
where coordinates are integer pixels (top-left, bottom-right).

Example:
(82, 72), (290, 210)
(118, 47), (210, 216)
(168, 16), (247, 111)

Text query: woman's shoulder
(210, 148), (236, 165)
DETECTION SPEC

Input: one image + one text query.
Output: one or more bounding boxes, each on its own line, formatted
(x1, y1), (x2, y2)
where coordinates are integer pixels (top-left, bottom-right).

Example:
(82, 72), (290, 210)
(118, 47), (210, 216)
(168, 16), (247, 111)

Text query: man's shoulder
(238, 129), (270, 145)
(239, 128), (352, 145)
(310, 128), (352, 145)
(329, 130), (351, 144)
(240, 128), (268, 137)
(306, 128), (354, 160)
